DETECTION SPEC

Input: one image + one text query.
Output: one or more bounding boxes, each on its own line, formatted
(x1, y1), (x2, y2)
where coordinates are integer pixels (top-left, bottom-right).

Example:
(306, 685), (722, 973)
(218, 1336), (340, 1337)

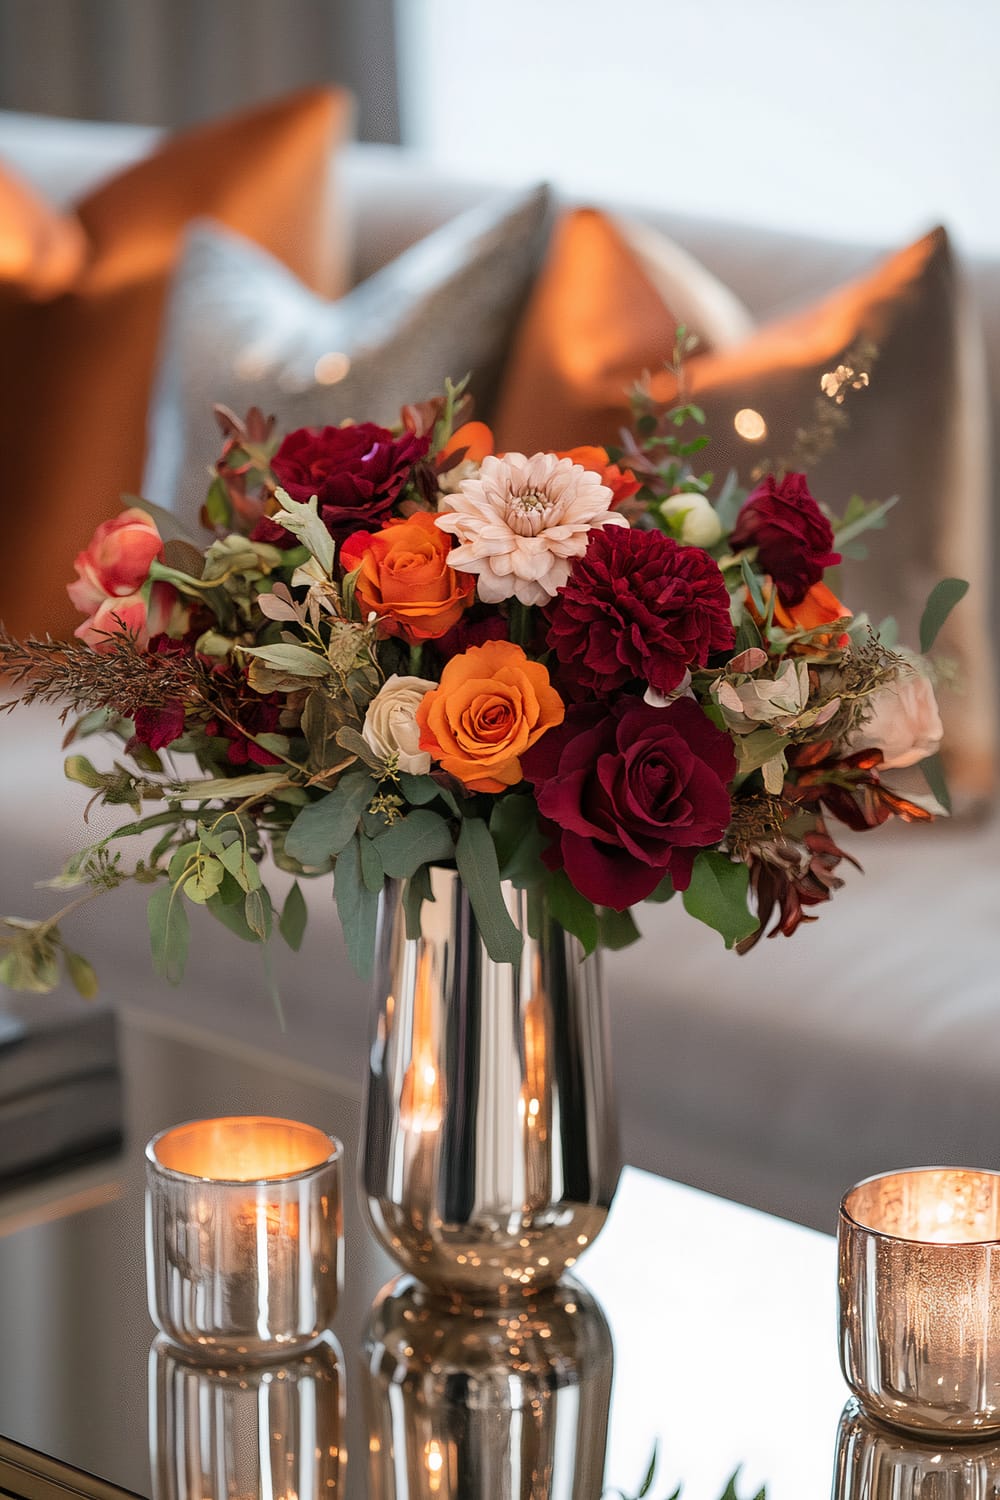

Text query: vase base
(366, 1199), (612, 1297)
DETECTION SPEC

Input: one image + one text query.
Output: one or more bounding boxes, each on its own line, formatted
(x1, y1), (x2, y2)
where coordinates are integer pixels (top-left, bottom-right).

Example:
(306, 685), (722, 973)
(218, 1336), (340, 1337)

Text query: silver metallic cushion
(143, 184), (551, 530)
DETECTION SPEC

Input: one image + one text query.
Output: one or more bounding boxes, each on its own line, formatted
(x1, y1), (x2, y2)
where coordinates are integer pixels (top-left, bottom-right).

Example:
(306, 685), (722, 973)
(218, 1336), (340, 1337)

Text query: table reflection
(832, 1397), (1000, 1499)
(361, 1274), (613, 1499)
(149, 1333), (345, 1500)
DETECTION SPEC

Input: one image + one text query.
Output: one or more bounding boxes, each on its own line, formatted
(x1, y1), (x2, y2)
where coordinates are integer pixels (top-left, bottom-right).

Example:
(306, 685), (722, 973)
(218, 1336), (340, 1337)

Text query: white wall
(397, 0), (1000, 254)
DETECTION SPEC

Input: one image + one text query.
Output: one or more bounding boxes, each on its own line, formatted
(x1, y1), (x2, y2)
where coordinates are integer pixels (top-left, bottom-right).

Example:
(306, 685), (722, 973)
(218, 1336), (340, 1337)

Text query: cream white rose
(362, 674), (438, 774)
(847, 666), (944, 769)
(660, 492), (723, 548)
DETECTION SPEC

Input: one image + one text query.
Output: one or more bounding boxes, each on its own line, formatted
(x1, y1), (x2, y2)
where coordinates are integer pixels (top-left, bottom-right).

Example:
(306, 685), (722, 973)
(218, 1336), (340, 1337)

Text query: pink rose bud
(68, 508), (165, 616)
(73, 582), (178, 653)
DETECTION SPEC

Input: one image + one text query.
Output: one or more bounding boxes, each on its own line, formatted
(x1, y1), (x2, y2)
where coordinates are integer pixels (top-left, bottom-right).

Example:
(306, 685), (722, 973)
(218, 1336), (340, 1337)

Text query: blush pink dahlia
(546, 526), (735, 698)
(435, 452), (626, 607)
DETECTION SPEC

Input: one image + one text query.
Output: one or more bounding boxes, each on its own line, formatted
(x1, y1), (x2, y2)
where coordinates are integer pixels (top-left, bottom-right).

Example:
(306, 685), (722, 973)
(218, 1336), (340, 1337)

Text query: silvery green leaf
(273, 487), (335, 576)
(238, 642), (332, 679)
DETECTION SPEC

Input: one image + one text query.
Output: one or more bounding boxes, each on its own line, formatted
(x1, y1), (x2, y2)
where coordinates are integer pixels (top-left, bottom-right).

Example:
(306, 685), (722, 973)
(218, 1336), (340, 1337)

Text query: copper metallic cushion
(495, 211), (996, 801)
(0, 88), (351, 641)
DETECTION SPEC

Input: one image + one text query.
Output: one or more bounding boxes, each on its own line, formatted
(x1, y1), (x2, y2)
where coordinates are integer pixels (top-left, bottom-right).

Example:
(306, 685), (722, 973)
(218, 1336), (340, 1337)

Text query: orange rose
(340, 512), (475, 643)
(416, 640), (564, 793)
(557, 446), (640, 507)
(749, 578), (852, 651)
(440, 421), (494, 463)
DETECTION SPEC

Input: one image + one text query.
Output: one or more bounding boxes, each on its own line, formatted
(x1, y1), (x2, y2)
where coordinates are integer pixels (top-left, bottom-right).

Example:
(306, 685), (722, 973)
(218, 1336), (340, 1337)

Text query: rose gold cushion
(0, 88), (351, 641)
(495, 213), (996, 801)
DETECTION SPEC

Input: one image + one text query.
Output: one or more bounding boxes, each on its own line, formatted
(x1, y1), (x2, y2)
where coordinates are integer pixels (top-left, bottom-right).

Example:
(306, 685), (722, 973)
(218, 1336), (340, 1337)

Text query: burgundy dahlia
(521, 696), (735, 909)
(545, 526), (735, 698)
(729, 473), (840, 606)
(271, 422), (429, 538)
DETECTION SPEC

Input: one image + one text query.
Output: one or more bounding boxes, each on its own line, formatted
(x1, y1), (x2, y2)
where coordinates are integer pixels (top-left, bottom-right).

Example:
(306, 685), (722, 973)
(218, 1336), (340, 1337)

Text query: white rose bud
(362, 674), (438, 775)
(660, 492), (723, 548)
(847, 665), (944, 769)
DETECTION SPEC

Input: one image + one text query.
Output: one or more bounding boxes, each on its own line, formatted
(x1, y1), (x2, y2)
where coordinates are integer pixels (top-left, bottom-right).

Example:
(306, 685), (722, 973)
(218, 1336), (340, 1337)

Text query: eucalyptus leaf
(206, 891), (259, 942)
(920, 578), (969, 653)
(375, 810), (454, 880)
(546, 869), (599, 956)
(148, 884), (190, 984)
(398, 772), (462, 817)
(402, 865), (434, 940)
(489, 795), (546, 885)
(244, 886), (272, 941)
(455, 818), (522, 965)
(682, 852), (758, 949)
(65, 951), (99, 1000)
(599, 907), (641, 951)
(740, 556), (766, 619)
(285, 771), (374, 867)
(359, 834), (385, 892)
(335, 837), (379, 980)
(218, 841), (262, 894)
(279, 881), (308, 951)
(920, 751), (952, 814)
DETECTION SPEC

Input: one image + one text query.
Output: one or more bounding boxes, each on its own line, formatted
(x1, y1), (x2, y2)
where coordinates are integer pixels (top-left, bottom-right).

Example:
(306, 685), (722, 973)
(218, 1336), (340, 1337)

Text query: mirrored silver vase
(361, 866), (621, 1295)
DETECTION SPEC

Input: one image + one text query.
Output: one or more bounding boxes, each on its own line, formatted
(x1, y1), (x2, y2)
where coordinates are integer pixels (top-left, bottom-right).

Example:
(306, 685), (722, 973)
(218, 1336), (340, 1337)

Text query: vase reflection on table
(361, 866), (621, 1297)
(362, 1274), (614, 1499)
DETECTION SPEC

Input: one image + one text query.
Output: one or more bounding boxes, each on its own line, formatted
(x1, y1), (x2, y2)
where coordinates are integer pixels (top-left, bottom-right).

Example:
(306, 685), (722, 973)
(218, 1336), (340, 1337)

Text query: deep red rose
(730, 473), (840, 606)
(522, 696), (735, 909)
(546, 526), (735, 698)
(270, 423), (429, 538)
(249, 514), (301, 549)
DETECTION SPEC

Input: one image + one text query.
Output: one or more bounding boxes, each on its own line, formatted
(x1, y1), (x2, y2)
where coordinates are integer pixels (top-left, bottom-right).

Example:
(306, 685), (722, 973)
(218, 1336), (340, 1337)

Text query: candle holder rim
(145, 1114), (343, 1186)
(840, 1164), (1000, 1246)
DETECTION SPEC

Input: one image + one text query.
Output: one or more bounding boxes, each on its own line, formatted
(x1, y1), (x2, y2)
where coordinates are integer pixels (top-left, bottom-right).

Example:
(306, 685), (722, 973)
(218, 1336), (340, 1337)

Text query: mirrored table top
(0, 1005), (953, 1499)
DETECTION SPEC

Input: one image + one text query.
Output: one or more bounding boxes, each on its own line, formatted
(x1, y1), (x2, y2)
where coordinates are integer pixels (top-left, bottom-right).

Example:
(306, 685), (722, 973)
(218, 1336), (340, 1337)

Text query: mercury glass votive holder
(839, 1167), (1000, 1437)
(145, 1115), (343, 1359)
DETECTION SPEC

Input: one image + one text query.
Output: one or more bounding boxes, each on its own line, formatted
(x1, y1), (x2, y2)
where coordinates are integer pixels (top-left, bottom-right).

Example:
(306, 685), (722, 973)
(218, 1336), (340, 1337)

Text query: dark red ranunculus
(546, 526), (734, 698)
(729, 473), (840, 606)
(522, 696), (735, 908)
(131, 701), (186, 751)
(270, 423), (430, 538)
(205, 695), (285, 767)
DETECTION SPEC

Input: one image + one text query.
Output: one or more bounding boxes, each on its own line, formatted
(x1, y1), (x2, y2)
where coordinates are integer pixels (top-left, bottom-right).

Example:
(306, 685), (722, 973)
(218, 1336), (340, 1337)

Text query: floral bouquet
(0, 360), (964, 996)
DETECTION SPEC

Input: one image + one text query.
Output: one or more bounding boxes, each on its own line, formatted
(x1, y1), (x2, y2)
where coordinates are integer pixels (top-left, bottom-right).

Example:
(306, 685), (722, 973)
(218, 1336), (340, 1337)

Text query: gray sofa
(2, 110), (999, 1234)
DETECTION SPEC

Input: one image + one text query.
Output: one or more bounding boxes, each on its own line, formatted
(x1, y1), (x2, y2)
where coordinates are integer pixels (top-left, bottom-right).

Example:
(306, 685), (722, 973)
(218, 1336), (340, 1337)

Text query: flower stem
(409, 643), (425, 676)
(509, 601), (532, 648)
